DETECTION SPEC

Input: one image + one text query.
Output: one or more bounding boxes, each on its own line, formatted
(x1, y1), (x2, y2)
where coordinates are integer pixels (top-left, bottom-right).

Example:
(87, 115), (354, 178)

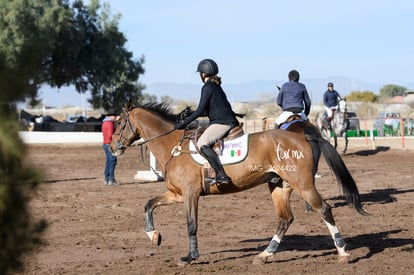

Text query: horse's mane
(137, 102), (177, 122)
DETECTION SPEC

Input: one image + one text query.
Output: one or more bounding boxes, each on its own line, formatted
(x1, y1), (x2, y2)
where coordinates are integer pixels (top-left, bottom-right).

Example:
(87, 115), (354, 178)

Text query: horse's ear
(125, 99), (133, 111)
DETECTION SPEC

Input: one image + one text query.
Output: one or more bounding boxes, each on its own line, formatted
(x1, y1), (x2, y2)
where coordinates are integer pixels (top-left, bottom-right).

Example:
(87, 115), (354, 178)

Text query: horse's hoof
(152, 231), (162, 246)
(253, 251), (272, 265)
(177, 259), (191, 267)
(146, 230), (162, 246)
(178, 254), (197, 266)
(252, 256), (267, 265)
(338, 255), (350, 264)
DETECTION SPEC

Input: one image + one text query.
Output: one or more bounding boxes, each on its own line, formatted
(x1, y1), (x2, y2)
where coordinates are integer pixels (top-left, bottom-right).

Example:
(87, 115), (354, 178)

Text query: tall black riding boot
(200, 145), (231, 184)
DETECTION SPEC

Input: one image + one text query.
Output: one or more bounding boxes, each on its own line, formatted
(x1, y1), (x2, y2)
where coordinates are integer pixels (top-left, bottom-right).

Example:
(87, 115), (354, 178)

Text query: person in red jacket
(102, 110), (119, 186)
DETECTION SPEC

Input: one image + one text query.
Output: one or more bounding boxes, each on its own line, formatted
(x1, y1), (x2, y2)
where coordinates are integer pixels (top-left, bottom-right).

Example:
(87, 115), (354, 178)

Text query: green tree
(48, 0), (145, 112)
(0, 0), (145, 273)
(0, 0), (64, 271)
(0, 0), (69, 103)
(346, 91), (378, 102)
(379, 84), (408, 98)
(0, 104), (47, 275)
(0, 0), (145, 112)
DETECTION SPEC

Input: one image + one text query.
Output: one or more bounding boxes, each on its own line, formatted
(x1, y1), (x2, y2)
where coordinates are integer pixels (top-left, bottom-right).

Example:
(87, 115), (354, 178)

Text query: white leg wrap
(323, 220), (339, 239)
(323, 220), (350, 257)
(271, 234), (281, 243)
(265, 234), (281, 253)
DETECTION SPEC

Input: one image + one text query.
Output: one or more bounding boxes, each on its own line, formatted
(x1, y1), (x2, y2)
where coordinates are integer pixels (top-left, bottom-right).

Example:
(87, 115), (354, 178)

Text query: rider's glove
(175, 121), (187, 129)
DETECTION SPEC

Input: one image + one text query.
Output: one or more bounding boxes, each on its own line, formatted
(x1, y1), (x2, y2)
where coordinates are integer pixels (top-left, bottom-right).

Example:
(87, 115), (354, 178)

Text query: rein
(114, 111), (175, 149)
(137, 129), (176, 146)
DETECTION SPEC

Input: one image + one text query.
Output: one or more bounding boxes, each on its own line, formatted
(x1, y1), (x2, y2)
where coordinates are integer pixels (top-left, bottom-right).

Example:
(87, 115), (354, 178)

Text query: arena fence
(242, 116), (413, 150)
(19, 116), (413, 149)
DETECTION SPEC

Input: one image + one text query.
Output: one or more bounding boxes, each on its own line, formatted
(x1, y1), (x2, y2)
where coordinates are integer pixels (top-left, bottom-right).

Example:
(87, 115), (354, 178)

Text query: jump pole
(133, 152), (163, 182)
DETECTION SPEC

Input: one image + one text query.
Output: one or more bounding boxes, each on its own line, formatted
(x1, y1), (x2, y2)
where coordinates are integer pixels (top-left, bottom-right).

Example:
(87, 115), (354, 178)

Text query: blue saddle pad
(280, 120), (305, 130)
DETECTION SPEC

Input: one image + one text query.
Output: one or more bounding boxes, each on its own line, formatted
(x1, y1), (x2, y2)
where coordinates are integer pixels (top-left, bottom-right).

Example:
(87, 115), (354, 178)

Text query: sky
(41, 0), (413, 107)
(108, 0), (413, 85)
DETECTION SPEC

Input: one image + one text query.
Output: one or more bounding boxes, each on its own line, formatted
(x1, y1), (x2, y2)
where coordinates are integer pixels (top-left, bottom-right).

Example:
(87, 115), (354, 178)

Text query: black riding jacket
(324, 89), (341, 108)
(277, 80), (311, 116)
(182, 79), (238, 127)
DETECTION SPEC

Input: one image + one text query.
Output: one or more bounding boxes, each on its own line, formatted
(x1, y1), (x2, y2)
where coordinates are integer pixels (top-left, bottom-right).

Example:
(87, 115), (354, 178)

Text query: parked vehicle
(66, 114), (87, 123)
(373, 112), (401, 136)
(346, 111), (360, 130)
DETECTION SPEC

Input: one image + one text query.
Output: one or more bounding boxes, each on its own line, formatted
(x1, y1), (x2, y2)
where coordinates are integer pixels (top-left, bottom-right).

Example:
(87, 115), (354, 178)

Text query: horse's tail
(304, 126), (369, 216)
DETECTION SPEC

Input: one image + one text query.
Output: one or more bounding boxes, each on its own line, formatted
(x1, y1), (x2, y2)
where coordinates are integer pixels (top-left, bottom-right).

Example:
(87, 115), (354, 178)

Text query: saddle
(279, 115), (304, 130)
(176, 107), (245, 153)
(286, 114), (302, 123)
(193, 123), (244, 155)
(185, 124), (246, 194)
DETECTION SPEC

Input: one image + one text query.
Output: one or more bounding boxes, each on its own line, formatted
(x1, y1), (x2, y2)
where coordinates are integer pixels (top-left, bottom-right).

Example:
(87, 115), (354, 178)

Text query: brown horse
(110, 102), (367, 266)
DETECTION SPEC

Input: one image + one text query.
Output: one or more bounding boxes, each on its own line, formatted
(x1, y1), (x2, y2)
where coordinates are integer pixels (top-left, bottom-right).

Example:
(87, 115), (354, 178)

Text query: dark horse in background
(110, 102), (367, 266)
(315, 98), (349, 154)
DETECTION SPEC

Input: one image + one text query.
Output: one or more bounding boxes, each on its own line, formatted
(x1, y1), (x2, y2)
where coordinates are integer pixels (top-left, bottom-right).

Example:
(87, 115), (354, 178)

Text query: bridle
(113, 111), (175, 149)
(113, 111), (137, 149)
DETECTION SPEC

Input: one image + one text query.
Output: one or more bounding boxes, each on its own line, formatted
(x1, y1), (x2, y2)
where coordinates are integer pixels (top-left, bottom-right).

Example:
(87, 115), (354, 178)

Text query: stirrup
(215, 174), (231, 185)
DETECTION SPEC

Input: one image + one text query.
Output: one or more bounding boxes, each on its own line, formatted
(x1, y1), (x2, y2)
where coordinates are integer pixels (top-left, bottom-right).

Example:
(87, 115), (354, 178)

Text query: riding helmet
(196, 59), (219, 76)
(288, 70), (300, 82)
(327, 82), (334, 87)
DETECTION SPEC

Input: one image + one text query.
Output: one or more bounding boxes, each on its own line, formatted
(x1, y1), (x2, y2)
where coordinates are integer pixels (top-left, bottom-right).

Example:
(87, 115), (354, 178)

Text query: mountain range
(38, 77), (414, 108)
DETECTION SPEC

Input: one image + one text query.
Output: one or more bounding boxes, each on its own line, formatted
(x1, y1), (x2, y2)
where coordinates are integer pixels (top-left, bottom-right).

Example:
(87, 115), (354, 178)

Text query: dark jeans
(103, 144), (117, 182)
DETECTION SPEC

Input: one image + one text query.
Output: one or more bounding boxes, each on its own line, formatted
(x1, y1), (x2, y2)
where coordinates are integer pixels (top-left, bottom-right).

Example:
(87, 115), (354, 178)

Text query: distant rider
(274, 69), (311, 128)
(323, 82), (342, 128)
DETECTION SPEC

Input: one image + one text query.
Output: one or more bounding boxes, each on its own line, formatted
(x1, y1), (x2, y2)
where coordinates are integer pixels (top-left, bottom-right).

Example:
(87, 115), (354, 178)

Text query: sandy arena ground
(17, 138), (414, 275)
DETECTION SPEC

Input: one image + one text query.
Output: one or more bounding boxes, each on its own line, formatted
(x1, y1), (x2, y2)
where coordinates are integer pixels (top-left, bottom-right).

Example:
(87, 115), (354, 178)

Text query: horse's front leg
(254, 180), (294, 265)
(178, 190), (201, 266)
(144, 191), (183, 246)
(343, 135), (348, 154)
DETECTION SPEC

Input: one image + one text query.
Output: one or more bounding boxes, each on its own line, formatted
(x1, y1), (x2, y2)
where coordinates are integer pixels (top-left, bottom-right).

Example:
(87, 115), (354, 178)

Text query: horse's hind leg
(144, 190), (183, 246)
(254, 180), (294, 265)
(302, 188), (351, 263)
(320, 202), (350, 262)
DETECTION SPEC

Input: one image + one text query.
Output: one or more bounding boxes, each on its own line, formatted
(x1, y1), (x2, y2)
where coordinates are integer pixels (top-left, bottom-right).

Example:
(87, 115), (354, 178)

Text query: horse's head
(110, 101), (140, 156)
(333, 98), (348, 134)
(338, 97), (347, 113)
(110, 101), (179, 156)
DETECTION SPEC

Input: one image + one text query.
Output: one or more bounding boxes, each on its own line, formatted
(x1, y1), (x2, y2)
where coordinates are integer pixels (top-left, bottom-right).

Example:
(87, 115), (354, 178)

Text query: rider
(323, 82), (342, 128)
(175, 59), (239, 185)
(274, 69), (311, 128)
